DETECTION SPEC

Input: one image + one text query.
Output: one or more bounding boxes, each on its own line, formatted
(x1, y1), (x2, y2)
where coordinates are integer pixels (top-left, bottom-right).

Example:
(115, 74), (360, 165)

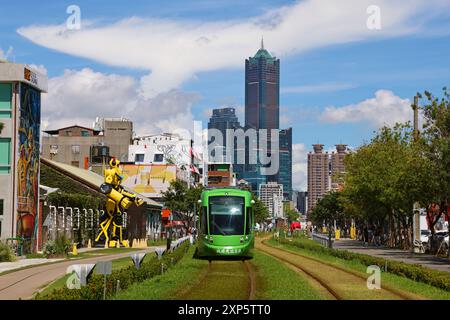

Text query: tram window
(246, 207), (252, 235)
(209, 196), (244, 236)
(201, 206), (207, 234)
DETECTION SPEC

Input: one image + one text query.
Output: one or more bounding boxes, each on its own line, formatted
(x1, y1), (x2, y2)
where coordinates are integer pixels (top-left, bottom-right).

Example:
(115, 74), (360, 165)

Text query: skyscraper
(278, 127), (292, 199)
(330, 144), (348, 190)
(245, 39), (280, 130)
(243, 40), (284, 194)
(307, 144), (329, 214)
(207, 107), (241, 161)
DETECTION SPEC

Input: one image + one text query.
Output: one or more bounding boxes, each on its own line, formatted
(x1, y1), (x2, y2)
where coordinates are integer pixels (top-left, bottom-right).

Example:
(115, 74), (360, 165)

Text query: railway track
(256, 238), (421, 300)
(177, 260), (256, 300)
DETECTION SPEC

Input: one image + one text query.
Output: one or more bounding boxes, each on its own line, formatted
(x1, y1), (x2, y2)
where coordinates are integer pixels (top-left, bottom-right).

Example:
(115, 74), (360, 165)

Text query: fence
(312, 232), (334, 248)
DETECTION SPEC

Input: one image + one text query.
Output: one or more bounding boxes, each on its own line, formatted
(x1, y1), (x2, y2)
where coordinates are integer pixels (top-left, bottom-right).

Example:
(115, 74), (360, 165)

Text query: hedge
(278, 237), (450, 292)
(35, 241), (190, 300)
(0, 241), (14, 262)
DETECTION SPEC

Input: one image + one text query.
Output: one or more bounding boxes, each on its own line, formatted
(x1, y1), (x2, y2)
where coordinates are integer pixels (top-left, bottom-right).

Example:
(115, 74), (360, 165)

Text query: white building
(259, 182), (284, 219)
(128, 133), (202, 185)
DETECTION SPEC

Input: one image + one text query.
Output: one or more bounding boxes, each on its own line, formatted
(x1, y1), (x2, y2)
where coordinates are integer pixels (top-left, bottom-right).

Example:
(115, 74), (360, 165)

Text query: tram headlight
(208, 236), (213, 243)
(240, 236), (244, 243)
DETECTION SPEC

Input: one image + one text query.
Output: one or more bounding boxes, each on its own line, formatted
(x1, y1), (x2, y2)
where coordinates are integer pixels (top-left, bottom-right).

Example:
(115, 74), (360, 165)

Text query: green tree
(252, 194), (269, 223)
(342, 123), (432, 248)
(161, 180), (204, 228)
(419, 89), (450, 255)
(309, 191), (344, 247)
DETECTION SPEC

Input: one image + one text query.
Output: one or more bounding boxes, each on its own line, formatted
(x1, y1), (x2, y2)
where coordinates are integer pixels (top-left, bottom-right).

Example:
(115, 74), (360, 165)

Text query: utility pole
(412, 95), (421, 252)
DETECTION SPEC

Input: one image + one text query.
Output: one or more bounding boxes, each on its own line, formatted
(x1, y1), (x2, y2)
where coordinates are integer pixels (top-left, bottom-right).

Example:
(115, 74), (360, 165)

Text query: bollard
(116, 240), (120, 249)
(104, 241), (109, 249)
(72, 243), (78, 256)
(116, 280), (121, 294)
(160, 263), (164, 275)
(87, 239), (92, 249)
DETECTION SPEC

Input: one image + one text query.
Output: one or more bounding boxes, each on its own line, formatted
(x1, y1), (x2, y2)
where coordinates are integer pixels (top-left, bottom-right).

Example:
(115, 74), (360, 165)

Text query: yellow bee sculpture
(95, 158), (144, 248)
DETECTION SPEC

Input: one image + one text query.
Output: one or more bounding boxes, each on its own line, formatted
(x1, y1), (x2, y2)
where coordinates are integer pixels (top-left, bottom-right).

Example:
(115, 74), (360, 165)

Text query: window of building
(71, 161), (80, 167)
(71, 145), (80, 154)
(81, 130), (90, 137)
(135, 154), (145, 163)
(0, 83), (12, 119)
(50, 145), (58, 154)
(0, 199), (3, 215)
(153, 154), (164, 162)
(65, 130), (72, 136)
(0, 138), (11, 174)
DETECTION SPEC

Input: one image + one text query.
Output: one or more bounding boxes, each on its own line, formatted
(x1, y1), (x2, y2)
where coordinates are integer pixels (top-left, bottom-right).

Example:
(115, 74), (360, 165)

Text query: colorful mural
(17, 83), (41, 249)
(120, 164), (177, 198)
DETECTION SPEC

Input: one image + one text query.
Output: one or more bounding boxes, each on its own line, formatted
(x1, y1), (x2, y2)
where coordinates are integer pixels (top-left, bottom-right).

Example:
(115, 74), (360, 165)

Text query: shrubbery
(43, 234), (71, 258)
(36, 241), (190, 300)
(278, 237), (450, 292)
(0, 241), (14, 262)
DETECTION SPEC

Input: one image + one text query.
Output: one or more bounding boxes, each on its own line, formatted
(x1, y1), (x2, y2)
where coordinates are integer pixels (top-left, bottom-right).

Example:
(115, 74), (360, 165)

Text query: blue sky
(1, 0), (450, 190)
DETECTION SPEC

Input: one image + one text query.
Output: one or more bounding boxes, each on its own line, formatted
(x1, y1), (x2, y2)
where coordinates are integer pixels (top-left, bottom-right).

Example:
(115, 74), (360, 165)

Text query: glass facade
(245, 48), (279, 130)
(0, 138), (11, 174)
(278, 128), (292, 199)
(0, 83), (12, 118)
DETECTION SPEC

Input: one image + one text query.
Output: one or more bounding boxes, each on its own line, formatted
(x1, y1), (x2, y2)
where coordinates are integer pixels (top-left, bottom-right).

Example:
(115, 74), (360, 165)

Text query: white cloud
(281, 83), (356, 94)
(292, 143), (307, 191)
(318, 90), (411, 127)
(41, 68), (199, 135)
(17, 0), (449, 97)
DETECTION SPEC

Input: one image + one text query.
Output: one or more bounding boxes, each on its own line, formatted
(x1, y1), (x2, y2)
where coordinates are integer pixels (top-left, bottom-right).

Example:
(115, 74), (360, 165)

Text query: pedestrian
(363, 226), (369, 246)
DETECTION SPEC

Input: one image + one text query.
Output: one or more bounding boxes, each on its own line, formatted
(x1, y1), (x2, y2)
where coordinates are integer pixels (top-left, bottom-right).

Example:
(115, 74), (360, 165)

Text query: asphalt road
(0, 248), (156, 300)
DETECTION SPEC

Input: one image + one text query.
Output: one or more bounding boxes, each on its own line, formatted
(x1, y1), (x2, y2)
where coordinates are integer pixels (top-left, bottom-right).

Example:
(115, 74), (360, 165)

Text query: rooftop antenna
(261, 36), (264, 50)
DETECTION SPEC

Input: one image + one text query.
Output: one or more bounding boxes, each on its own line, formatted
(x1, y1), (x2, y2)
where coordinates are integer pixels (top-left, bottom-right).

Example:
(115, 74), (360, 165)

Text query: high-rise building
(278, 128), (292, 199)
(259, 181), (284, 219)
(245, 39), (280, 130)
(330, 144), (348, 190)
(207, 107), (241, 163)
(243, 41), (286, 195)
(0, 61), (47, 247)
(296, 191), (308, 215)
(307, 144), (329, 214)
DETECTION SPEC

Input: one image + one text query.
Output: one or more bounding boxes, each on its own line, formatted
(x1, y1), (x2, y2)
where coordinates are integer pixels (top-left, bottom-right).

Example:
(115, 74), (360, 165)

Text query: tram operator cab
(196, 188), (255, 260)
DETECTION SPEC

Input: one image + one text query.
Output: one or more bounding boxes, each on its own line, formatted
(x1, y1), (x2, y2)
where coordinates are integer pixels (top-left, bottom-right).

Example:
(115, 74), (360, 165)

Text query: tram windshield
(209, 196), (245, 236)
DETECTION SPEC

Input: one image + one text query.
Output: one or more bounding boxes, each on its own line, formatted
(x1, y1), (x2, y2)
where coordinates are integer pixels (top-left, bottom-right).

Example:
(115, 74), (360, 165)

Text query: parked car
(420, 229), (431, 244)
(435, 231), (449, 251)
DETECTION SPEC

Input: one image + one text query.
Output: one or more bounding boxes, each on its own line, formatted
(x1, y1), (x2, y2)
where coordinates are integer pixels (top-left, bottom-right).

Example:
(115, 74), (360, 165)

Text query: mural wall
(17, 83), (41, 251)
(120, 164), (177, 198)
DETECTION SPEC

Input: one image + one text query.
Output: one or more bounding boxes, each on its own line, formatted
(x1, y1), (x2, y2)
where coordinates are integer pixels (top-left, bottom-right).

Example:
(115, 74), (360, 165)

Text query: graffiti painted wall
(17, 83), (41, 249)
(120, 164), (177, 198)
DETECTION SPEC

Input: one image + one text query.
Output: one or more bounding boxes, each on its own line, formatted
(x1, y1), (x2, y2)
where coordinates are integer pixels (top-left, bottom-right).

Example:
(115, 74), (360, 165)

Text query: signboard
(120, 164), (177, 198)
(95, 261), (112, 275)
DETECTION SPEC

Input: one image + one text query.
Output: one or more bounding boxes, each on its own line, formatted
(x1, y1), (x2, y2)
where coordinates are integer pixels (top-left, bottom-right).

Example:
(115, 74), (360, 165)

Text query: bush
(35, 241), (190, 300)
(279, 237), (450, 292)
(43, 234), (71, 258)
(0, 241), (14, 262)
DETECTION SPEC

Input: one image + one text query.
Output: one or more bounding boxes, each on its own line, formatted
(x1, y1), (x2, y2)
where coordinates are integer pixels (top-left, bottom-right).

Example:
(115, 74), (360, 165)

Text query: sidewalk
(333, 239), (450, 273)
(0, 247), (157, 300)
(0, 258), (63, 274)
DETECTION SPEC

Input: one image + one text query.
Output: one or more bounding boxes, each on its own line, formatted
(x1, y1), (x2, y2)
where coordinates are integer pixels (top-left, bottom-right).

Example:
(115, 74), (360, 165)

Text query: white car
(420, 230), (431, 244)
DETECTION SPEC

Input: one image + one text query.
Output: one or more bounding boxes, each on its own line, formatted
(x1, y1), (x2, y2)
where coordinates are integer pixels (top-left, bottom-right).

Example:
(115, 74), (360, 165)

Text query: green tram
(195, 188), (255, 260)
